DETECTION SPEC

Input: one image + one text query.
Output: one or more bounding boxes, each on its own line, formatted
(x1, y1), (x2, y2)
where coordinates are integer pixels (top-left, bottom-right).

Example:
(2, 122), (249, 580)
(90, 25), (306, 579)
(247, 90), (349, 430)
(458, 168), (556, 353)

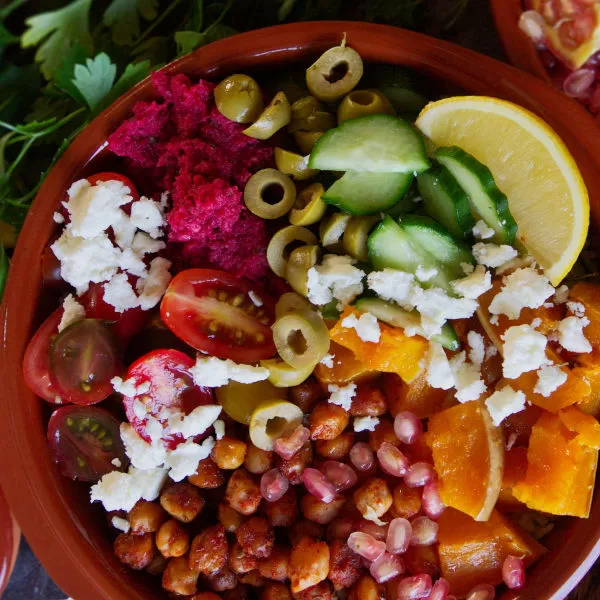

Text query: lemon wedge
(249, 400), (304, 451)
(416, 96), (589, 285)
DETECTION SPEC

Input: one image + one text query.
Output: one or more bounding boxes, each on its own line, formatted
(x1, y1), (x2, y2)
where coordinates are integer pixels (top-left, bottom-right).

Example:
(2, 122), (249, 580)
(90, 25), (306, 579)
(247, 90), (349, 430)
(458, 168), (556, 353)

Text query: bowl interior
(2, 21), (600, 600)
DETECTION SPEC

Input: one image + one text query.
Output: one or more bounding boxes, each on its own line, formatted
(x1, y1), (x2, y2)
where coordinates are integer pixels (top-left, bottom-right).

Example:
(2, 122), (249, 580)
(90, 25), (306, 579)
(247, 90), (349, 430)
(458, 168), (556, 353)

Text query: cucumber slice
(355, 297), (459, 351)
(386, 182), (421, 218)
(435, 146), (518, 245)
(323, 171), (413, 216)
(417, 165), (475, 240)
(308, 114), (430, 174)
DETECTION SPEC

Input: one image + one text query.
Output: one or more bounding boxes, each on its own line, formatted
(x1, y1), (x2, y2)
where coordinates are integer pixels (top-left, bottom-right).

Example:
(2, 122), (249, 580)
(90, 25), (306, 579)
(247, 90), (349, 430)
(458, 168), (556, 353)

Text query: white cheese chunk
(248, 290), (263, 307)
(485, 385), (526, 426)
(353, 416), (380, 432)
(534, 364), (568, 397)
(553, 284), (569, 304)
(137, 257), (172, 311)
(449, 351), (486, 402)
(328, 383), (357, 412)
(472, 220), (495, 240)
(58, 293), (86, 332)
(307, 254), (364, 309)
(451, 265), (492, 299)
(130, 197), (165, 239)
(472, 243), (518, 268)
(103, 272), (140, 313)
(425, 341), (455, 390)
(341, 312), (381, 343)
(168, 405), (222, 439)
(502, 324), (549, 379)
(467, 331), (485, 366)
(166, 437), (215, 482)
(111, 376), (150, 398)
(461, 262), (475, 275)
(214, 420), (225, 440)
(111, 458), (122, 468)
(131, 232), (166, 256)
(190, 356), (269, 387)
(567, 301), (586, 318)
(120, 423), (167, 470)
(119, 248), (148, 278)
(415, 266), (438, 282)
(53, 211), (65, 224)
(557, 316), (592, 353)
(320, 353), (334, 369)
(367, 269), (415, 309)
(111, 516), (130, 533)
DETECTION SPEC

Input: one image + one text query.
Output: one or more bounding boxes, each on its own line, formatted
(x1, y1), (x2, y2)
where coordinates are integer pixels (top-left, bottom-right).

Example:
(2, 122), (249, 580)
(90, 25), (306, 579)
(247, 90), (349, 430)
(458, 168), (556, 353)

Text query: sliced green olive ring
(267, 225), (318, 277)
(275, 148), (318, 181)
(243, 91), (292, 140)
(306, 43), (364, 102)
(260, 358), (314, 387)
(275, 292), (314, 319)
(244, 169), (297, 220)
(343, 215), (381, 262)
(337, 89), (396, 124)
(214, 74), (264, 123)
(273, 309), (330, 369)
(285, 245), (320, 296)
(294, 130), (324, 154)
(291, 96), (323, 120)
(289, 183), (327, 226)
(320, 212), (351, 252)
(288, 111), (337, 133)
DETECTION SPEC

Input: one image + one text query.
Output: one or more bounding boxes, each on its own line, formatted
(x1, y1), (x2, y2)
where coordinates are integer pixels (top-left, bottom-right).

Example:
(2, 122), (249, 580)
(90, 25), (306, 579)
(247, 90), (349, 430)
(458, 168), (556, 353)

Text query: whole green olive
(337, 89), (396, 124)
(214, 74), (264, 123)
(244, 168), (296, 219)
(294, 130), (324, 154)
(244, 91), (291, 140)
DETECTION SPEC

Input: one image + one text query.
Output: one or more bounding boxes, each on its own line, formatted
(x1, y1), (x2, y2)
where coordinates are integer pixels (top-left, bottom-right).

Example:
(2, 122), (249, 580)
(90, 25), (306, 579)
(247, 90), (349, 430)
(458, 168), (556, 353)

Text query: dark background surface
(2, 0), (598, 599)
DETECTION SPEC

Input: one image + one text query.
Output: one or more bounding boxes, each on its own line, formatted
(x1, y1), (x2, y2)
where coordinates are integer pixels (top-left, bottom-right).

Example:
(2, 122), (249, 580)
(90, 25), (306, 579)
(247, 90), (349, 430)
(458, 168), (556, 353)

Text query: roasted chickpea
(206, 565), (238, 592)
(300, 494), (345, 525)
(224, 587), (250, 600)
(156, 519), (190, 558)
(292, 580), (333, 600)
(354, 478), (393, 519)
(229, 541), (259, 574)
(162, 556), (199, 596)
(288, 536), (330, 594)
(258, 545), (290, 582)
(326, 516), (354, 541)
(348, 574), (383, 600)
(368, 417), (400, 451)
(219, 501), (246, 533)
(215, 74), (264, 123)
(160, 482), (205, 523)
(288, 519), (324, 546)
(262, 581), (293, 600)
(289, 377), (326, 413)
(236, 516), (275, 558)
(226, 468), (262, 516)
(309, 402), (349, 440)
(213, 436), (248, 469)
(263, 487), (298, 527)
(129, 500), (167, 534)
(189, 523), (228, 575)
(146, 553), (168, 576)
(328, 538), (362, 589)
(275, 441), (313, 485)
(190, 593), (222, 600)
(239, 569), (267, 587)
(314, 432), (354, 459)
(188, 457), (225, 488)
(244, 443), (274, 474)
(390, 482), (422, 519)
(114, 532), (155, 570)
(350, 382), (388, 417)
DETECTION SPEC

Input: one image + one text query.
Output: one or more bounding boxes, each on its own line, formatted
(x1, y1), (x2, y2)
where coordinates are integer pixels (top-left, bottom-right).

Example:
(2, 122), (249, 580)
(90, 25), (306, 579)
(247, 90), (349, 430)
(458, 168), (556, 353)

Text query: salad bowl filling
(24, 39), (600, 599)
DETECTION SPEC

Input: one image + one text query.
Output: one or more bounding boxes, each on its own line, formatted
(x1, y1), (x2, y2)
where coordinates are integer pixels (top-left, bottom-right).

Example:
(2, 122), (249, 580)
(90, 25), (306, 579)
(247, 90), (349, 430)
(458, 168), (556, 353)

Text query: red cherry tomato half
(47, 405), (129, 482)
(49, 319), (122, 405)
(86, 172), (140, 202)
(160, 269), (277, 363)
(122, 349), (214, 449)
(23, 308), (66, 404)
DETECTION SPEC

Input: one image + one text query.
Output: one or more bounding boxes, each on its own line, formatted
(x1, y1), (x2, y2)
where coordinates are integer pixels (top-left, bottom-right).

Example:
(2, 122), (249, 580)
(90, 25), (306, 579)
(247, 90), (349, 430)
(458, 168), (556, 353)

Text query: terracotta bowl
(0, 487), (20, 596)
(2, 21), (600, 600)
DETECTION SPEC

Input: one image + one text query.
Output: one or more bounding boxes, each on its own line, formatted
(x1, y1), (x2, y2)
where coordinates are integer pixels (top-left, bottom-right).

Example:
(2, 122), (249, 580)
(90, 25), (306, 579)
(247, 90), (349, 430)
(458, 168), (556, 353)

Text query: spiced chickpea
(275, 442), (313, 485)
(288, 519), (324, 546)
(368, 417), (400, 451)
(292, 581), (332, 600)
(244, 443), (273, 474)
(348, 574), (382, 600)
(258, 546), (290, 581)
(350, 382), (387, 417)
(219, 501), (246, 532)
(189, 523), (228, 575)
(129, 500), (167, 534)
(263, 487), (298, 527)
(354, 478), (393, 519)
(325, 516), (354, 541)
(114, 532), (155, 570)
(213, 436), (248, 469)
(188, 457), (225, 488)
(314, 432), (354, 459)
(289, 377), (326, 413)
(288, 536), (330, 593)
(236, 516), (275, 558)
(224, 586), (250, 600)
(390, 482), (422, 519)
(189, 593), (222, 600)
(145, 553), (168, 576)
(300, 494), (345, 525)
(328, 538), (362, 589)
(239, 570), (266, 587)
(308, 402), (349, 440)
(160, 482), (205, 523)
(229, 541), (259, 574)
(162, 556), (200, 596)
(262, 582), (293, 600)
(156, 519), (190, 558)
(225, 468), (262, 515)
(206, 565), (237, 592)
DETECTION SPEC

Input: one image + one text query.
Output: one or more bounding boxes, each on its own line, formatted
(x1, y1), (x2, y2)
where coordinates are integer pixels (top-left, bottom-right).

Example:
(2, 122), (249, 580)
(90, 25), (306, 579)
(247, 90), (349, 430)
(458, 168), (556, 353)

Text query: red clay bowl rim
(2, 20), (600, 600)
(0, 488), (20, 596)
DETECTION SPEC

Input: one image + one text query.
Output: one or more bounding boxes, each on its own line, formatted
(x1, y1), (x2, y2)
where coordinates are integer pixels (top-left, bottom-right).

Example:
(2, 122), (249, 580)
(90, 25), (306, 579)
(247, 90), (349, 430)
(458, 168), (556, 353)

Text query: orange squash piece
(426, 401), (504, 521)
(513, 411), (598, 517)
(502, 403), (543, 447)
(571, 359), (600, 417)
(404, 544), (440, 578)
(497, 446), (528, 512)
(313, 341), (376, 385)
(570, 282), (600, 348)
(329, 307), (427, 383)
(382, 372), (452, 419)
(558, 405), (600, 449)
(438, 508), (545, 597)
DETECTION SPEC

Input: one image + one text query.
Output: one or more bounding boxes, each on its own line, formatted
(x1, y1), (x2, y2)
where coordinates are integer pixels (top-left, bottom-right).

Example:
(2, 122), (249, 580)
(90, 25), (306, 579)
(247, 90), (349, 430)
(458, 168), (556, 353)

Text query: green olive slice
(275, 148), (318, 181)
(261, 358), (314, 388)
(306, 42), (364, 102)
(291, 96), (323, 120)
(337, 89), (396, 124)
(273, 309), (330, 369)
(286, 245), (320, 296)
(244, 168), (296, 219)
(343, 216), (381, 262)
(320, 212), (351, 252)
(289, 183), (327, 226)
(215, 74), (264, 123)
(288, 111), (337, 133)
(294, 130), (324, 154)
(275, 292), (314, 319)
(267, 225), (318, 277)
(243, 92), (292, 140)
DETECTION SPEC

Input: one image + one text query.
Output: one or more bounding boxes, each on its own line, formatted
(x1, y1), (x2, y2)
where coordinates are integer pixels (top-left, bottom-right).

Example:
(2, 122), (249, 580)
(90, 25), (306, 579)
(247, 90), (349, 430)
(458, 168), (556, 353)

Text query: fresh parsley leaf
(174, 30), (204, 55)
(0, 24), (19, 46)
(104, 0), (159, 46)
(0, 64), (41, 123)
(71, 53), (117, 114)
(131, 35), (172, 66)
(0, 243), (8, 302)
(106, 60), (152, 105)
(54, 42), (90, 106)
(278, 0), (299, 21)
(21, 0), (94, 80)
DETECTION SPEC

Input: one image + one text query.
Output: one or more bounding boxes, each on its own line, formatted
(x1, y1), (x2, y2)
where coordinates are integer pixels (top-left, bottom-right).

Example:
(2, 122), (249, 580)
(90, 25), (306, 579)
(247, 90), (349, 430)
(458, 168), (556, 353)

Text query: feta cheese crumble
(120, 423), (167, 470)
(367, 269), (415, 309)
(53, 211), (65, 224)
(214, 420), (225, 440)
(467, 331), (485, 366)
(248, 290), (263, 307)
(451, 265), (492, 299)
(557, 316), (592, 353)
(165, 437), (215, 482)
(415, 265), (438, 282)
(111, 376), (150, 398)
(341, 312), (381, 343)
(449, 352), (486, 402)
(353, 416), (380, 432)
(472, 243), (518, 268)
(190, 356), (269, 387)
(328, 383), (357, 412)
(502, 324), (549, 379)
(167, 405), (222, 438)
(534, 364), (568, 397)
(111, 516), (130, 533)
(103, 272), (140, 313)
(137, 257), (173, 311)
(58, 294), (86, 332)
(489, 268), (554, 319)
(567, 301), (586, 318)
(320, 353), (334, 369)
(130, 197), (165, 239)
(485, 386), (526, 426)
(472, 220), (495, 240)
(307, 254), (365, 309)
(425, 342), (454, 390)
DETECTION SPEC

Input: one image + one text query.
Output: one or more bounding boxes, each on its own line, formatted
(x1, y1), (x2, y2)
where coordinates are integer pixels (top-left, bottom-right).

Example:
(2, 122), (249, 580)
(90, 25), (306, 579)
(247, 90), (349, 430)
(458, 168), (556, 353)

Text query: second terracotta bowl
(2, 21), (600, 600)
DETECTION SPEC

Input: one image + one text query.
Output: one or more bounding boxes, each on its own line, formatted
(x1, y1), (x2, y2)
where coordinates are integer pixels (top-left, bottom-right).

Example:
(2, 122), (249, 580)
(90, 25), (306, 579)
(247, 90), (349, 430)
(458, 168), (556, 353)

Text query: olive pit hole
(287, 328), (308, 355)
(325, 61), (349, 83)
(266, 416), (288, 437)
(350, 90), (376, 106)
(262, 182), (286, 205)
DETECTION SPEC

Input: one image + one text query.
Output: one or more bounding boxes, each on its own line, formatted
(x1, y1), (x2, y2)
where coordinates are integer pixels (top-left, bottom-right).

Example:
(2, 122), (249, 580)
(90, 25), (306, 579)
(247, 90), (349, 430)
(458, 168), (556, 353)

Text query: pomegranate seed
(421, 482), (445, 519)
(410, 516), (438, 546)
(518, 10), (546, 44)
(502, 555), (525, 590)
(396, 573), (433, 599)
(465, 583), (496, 600)
(302, 467), (338, 504)
(347, 531), (386, 561)
(387, 517), (412, 554)
(321, 460), (358, 492)
(428, 578), (450, 600)
(404, 462), (436, 488)
(273, 425), (310, 460)
(377, 442), (410, 477)
(369, 552), (405, 583)
(260, 468), (289, 502)
(563, 68), (595, 98)
(350, 442), (375, 472)
(358, 519), (389, 540)
(393, 411), (423, 444)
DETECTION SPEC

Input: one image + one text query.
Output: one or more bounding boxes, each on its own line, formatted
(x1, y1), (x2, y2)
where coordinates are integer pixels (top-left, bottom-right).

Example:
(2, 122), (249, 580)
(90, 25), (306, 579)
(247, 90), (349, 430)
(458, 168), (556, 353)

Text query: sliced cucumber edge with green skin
(308, 114), (431, 174)
(435, 146), (518, 245)
(323, 171), (414, 216)
(355, 297), (459, 351)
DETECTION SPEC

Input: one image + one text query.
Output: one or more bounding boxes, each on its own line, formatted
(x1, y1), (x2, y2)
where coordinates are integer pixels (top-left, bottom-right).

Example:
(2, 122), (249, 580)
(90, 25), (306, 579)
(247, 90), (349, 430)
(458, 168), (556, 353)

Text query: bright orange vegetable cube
(570, 282), (600, 348)
(382, 372), (452, 419)
(558, 405), (600, 449)
(313, 341), (376, 385)
(497, 446), (528, 512)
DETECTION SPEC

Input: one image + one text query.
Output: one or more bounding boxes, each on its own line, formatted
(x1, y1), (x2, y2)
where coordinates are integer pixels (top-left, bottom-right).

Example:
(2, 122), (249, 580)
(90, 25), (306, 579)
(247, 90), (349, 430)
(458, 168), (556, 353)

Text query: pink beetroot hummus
(108, 72), (274, 281)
